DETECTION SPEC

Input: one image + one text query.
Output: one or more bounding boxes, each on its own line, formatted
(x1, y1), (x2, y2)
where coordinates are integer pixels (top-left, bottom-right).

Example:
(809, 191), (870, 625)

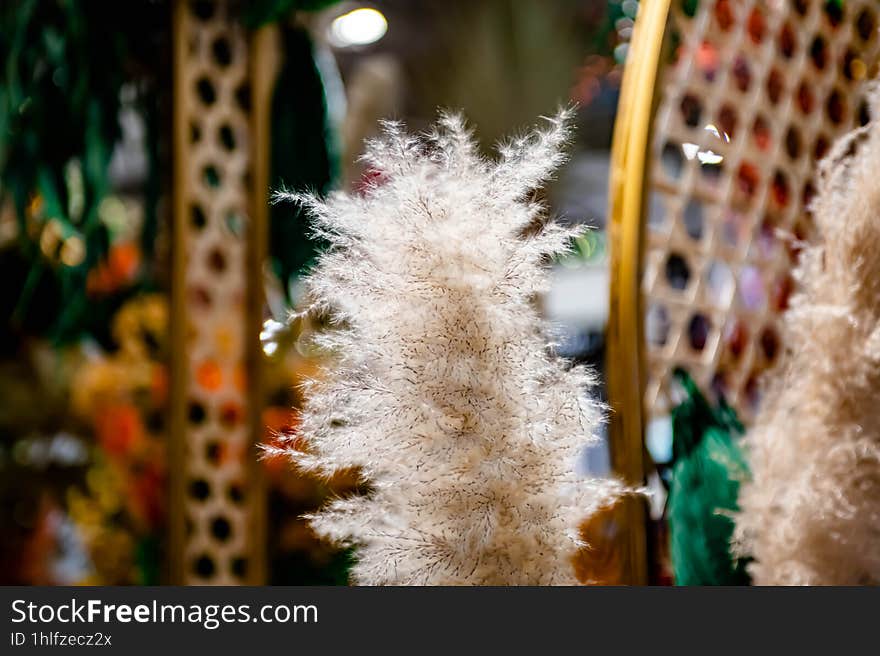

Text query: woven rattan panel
(174, 0), (255, 584)
(643, 0), (879, 424)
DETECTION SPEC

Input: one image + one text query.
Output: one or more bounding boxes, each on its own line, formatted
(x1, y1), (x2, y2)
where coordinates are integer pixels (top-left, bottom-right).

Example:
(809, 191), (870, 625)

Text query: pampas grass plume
(734, 88), (880, 585)
(269, 110), (624, 585)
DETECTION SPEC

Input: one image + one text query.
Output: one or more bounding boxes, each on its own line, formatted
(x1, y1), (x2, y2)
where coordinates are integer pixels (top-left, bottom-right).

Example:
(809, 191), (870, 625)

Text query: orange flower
(86, 264), (115, 296)
(85, 243), (141, 297)
(128, 461), (165, 530)
(195, 360), (222, 391)
(150, 365), (168, 405)
(94, 402), (144, 459)
(108, 242), (141, 282)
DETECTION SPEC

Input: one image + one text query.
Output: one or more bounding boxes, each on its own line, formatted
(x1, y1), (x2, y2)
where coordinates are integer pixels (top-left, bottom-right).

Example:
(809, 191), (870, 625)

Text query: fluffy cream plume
(270, 110), (624, 585)
(734, 91), (880, 585)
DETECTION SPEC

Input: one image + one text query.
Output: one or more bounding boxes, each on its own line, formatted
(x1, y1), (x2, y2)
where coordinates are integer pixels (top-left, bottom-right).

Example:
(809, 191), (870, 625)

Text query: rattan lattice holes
(644, 0), (880, 424)
(172, 0), (255, 584)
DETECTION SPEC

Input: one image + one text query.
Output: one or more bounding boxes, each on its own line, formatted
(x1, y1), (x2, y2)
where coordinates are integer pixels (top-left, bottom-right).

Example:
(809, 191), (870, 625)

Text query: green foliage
(667, 368), (751, 586)
(269, 25), (338, 295)
(242, 0), (341, 28)
(0, 0), (165, 343)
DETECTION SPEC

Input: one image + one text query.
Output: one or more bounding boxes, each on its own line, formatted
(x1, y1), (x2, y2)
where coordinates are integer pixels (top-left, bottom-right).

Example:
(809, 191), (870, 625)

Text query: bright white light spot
(260, 318), (284, 342)
(697, 149), (723, 165)
(329, 8), (387, 48)
(260, 318), (285, 356)
(704, 123), (730, 143)
(683, 142), (724, 165)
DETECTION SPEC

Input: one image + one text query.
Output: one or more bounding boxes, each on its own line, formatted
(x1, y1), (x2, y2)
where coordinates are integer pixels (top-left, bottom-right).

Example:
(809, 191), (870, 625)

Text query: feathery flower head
(734, 86), (880, 585)
(271, 109), (624, 585)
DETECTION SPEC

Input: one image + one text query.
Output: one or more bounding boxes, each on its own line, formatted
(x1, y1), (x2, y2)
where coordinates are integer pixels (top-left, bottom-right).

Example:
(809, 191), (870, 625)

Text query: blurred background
(0, 0), (638, 585)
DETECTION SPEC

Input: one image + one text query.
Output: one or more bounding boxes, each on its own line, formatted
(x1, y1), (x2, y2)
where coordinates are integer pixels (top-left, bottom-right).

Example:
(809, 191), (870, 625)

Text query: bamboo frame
(245, 23), (281, 586)
(168, 0), (188, 586)
(606, 0), (672, 585)
(169, 0), (272, 584)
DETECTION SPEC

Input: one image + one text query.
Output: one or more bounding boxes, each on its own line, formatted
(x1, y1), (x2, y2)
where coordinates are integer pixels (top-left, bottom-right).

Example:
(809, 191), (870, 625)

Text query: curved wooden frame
(606, 0), (671, 585)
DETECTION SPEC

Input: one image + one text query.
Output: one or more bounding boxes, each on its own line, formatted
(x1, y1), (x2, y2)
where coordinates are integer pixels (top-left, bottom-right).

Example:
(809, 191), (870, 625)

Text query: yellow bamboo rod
(606, 0), (671, 585)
